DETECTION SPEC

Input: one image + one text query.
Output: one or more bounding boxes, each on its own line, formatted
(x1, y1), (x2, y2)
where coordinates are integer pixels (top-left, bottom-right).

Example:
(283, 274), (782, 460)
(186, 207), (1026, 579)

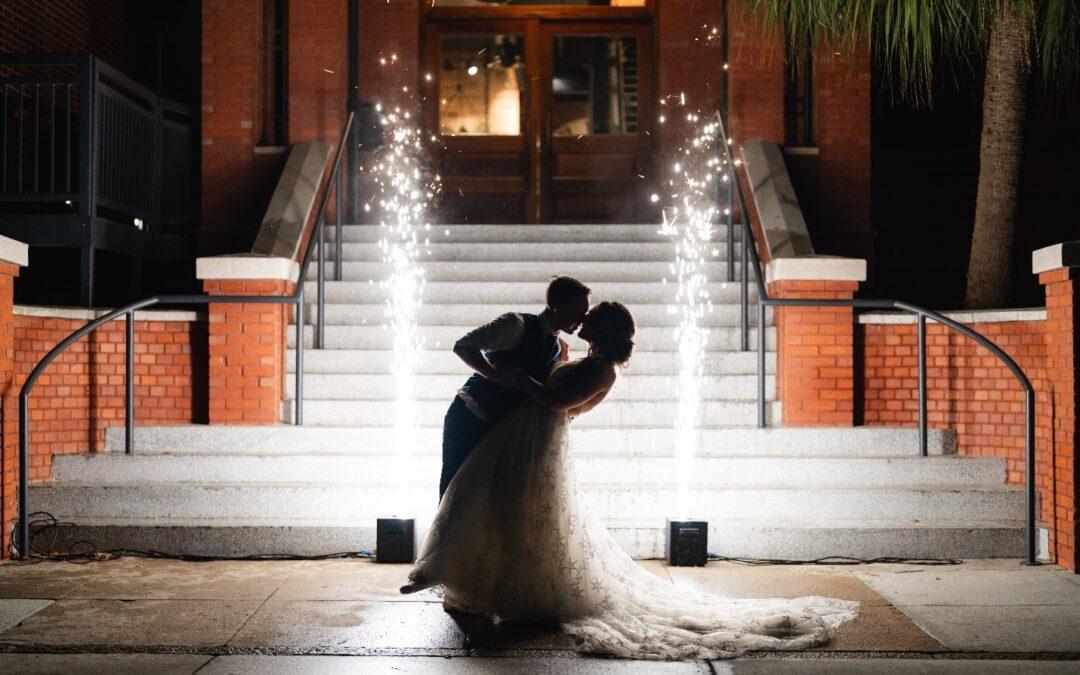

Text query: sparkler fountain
(658, 99), (723, 565)
(366, 90), (440, 551)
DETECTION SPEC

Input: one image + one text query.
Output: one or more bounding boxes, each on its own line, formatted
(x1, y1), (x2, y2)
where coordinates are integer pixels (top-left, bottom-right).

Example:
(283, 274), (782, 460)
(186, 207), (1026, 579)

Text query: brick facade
(203, 279), (293, 425)
(726, 4), (785, 145)
(288, 0), (349, 145)
(0, 1), (132, 75)
(0, 263), (20, 559)
(200, 0), (268, 254)
(811, 43), (873, 261)
(770, 279), (858, 426)
(656, 0), (726, 161)
(1039, 268), (1079, 571)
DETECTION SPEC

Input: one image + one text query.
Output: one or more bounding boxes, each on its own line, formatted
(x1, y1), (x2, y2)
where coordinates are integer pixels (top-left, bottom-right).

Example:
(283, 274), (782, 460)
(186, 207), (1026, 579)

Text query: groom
(439, 276), (592, 499)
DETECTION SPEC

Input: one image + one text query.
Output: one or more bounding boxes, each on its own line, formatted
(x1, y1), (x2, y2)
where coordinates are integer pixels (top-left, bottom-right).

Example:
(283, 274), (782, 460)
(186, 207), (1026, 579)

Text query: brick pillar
(767, 259), (865, 427)
(1034, 242), (1079, 572)
(197, 256), (298, 425)
(0, 236), (29, 556)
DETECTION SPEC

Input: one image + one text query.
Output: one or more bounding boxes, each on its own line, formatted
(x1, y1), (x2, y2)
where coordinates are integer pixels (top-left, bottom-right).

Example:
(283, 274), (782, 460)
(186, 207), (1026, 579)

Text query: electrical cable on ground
(707, 552), (962, 566)
(8, 512), (374, 564)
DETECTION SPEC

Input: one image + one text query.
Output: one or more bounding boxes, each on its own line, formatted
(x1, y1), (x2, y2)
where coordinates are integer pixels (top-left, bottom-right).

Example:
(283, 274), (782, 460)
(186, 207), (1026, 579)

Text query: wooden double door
(423, 19), (654, 223)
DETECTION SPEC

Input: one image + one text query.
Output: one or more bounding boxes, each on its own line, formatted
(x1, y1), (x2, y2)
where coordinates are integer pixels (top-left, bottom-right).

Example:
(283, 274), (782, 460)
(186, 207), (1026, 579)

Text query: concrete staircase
(29, 223), (1027, 559)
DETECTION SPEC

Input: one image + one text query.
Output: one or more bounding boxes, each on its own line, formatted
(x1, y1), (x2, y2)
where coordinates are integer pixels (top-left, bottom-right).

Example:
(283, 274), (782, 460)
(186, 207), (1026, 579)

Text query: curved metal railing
(715, 114), (1039, 566)
(14, 112), (356, 558)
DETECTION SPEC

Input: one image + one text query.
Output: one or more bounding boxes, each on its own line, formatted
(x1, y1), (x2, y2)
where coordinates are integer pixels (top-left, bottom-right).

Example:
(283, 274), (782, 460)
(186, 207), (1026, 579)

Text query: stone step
(287, 348), (776, 376)
(304, 260), (742, 283)
(29, 482), (1025, 523)
(301, 302), (769, 328)
(322, 223), (742, 244)
(288, 324), (777, 352)
(36, 517), (1024, 560)
(283, 372), (777, 402)
(51, 453), (1005, 488)
(320, 241), (744, 263)
(105, 425), (956, 457)
(284, 398), (782, 427)
(316, 280), (760, 305)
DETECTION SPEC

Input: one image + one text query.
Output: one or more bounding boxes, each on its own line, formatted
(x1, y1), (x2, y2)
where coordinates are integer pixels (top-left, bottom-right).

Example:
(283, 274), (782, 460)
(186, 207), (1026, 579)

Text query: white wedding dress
(407, 360), (858, 660)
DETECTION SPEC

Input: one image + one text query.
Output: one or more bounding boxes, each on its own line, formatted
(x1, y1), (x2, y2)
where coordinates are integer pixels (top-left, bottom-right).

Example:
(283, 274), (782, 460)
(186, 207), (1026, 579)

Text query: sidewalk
(1, 557), (1078, 672)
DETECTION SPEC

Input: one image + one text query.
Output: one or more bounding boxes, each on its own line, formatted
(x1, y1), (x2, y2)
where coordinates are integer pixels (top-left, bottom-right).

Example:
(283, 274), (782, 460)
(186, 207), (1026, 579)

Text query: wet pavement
(0, 557), (1078, 673)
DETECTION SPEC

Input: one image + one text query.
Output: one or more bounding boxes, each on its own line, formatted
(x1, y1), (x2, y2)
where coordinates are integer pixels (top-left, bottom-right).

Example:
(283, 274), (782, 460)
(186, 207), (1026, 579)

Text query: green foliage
(745, 0), (1080, 102)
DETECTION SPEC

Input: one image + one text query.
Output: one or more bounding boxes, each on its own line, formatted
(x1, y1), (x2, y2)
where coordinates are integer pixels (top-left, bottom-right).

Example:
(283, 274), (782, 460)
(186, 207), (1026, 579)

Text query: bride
(402, 301), (858, 660)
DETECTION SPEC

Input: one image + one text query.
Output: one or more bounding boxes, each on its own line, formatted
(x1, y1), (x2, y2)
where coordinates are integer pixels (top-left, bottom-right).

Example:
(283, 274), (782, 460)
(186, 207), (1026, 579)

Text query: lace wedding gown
(406, 360), (858, 660)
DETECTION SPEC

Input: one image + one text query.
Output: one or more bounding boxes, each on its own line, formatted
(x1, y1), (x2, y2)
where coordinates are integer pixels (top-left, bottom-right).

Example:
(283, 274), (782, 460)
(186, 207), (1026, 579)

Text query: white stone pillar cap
(195, 254), (299, 282)
(0, 234), (29, 267)
(765, 256), (867, 284)
(1032, 241), (1080, 275)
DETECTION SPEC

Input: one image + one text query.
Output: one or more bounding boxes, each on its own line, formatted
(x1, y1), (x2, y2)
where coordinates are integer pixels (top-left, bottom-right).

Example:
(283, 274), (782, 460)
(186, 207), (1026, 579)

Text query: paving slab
(0, 561), (97, 599)
(894, 604), (1080, 652)
(820, 603), (943, 652)
(0, 653), (211, 674)
(855, 567), (1080, 606)
(199, 655), (710, 673)
(63, 558), (295, 600)
(666, 562), (888, 606)
(272, 560), (441, 603)
(0, 598), (261, 647)
(619, 563), (939, 653)
(0, 599), (52, 632)
(227, 599), (466, 652)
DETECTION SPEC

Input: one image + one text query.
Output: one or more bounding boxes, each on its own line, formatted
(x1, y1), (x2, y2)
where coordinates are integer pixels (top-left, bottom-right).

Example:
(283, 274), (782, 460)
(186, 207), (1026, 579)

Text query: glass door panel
(551, 35), (638, 136)
(545, 28), (652, 223)
(439, 34), (525, 135)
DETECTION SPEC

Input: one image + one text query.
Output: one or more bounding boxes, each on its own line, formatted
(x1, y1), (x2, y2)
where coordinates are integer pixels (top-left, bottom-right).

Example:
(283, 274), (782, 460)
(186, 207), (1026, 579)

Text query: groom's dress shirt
(455, 312), (555, 421)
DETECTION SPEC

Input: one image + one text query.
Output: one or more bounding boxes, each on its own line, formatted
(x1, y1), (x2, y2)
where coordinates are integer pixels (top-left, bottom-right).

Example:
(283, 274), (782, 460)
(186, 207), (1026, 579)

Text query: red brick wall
(204, 279), (293, 424)
(656, 0), (725, 163)
(0, 1), (132, 73)
(357, 0), (419, 103)
(1041, 269), (1078, 571)
(0, 265), (20, 559)
(858, 306), (1076, 571)
(771, 279), (858, 426)
(200, 0), (265, 255)
(812, 44), (872, 261)
(1, 308), (205, 555)
(289, 0), (349, 145)
(201, 0), (352, 254)
(727, 3), (785, 145)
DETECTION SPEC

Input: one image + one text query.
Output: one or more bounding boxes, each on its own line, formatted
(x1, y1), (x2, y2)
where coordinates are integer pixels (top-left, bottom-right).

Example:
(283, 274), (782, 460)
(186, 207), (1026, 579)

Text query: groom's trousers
(439, 396), (491, 500)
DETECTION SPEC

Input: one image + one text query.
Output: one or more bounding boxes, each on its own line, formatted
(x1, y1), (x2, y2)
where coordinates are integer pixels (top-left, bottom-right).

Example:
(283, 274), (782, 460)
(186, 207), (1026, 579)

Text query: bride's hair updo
(588, 301), (636, 366)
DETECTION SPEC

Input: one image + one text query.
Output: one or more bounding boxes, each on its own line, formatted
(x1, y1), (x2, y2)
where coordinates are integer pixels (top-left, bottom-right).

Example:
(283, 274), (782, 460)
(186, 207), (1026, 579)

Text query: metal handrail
(715, 115), (1039, 566)
(14, 111), (356, 559)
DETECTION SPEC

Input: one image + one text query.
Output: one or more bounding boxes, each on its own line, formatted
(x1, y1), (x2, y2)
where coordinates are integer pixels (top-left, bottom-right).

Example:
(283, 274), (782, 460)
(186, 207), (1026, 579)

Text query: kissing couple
(401, 276), (858, 660)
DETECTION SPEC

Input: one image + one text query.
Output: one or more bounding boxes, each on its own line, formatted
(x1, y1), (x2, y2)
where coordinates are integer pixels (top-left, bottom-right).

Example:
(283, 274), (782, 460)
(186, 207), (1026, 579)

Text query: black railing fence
(0, 53), (194, 306)
(14, 111), (356, 559)
(715, 114), (1039, 566)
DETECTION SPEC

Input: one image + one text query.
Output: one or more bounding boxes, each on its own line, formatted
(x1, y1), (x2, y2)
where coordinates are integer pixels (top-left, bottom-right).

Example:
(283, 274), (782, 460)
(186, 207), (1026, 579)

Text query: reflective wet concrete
(0, 557), (1077, 673)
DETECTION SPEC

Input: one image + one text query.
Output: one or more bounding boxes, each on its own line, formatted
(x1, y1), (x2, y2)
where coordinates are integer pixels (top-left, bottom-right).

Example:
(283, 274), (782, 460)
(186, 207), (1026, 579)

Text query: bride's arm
(568, 387), (610, 419)
(515, 362), (615, 412)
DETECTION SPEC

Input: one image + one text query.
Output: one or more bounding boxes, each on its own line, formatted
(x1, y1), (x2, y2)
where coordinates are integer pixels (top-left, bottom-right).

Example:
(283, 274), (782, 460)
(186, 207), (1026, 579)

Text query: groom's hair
(546, 276), (591, 309)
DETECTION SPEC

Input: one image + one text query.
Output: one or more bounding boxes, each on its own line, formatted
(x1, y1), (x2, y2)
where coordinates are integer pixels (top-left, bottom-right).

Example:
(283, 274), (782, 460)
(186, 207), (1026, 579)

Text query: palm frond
(743, 0), (1080, 102)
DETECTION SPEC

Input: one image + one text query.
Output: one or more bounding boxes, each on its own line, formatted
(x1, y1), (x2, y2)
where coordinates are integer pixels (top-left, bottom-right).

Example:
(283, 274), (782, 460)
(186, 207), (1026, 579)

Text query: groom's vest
(458, 313), (561, 424)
